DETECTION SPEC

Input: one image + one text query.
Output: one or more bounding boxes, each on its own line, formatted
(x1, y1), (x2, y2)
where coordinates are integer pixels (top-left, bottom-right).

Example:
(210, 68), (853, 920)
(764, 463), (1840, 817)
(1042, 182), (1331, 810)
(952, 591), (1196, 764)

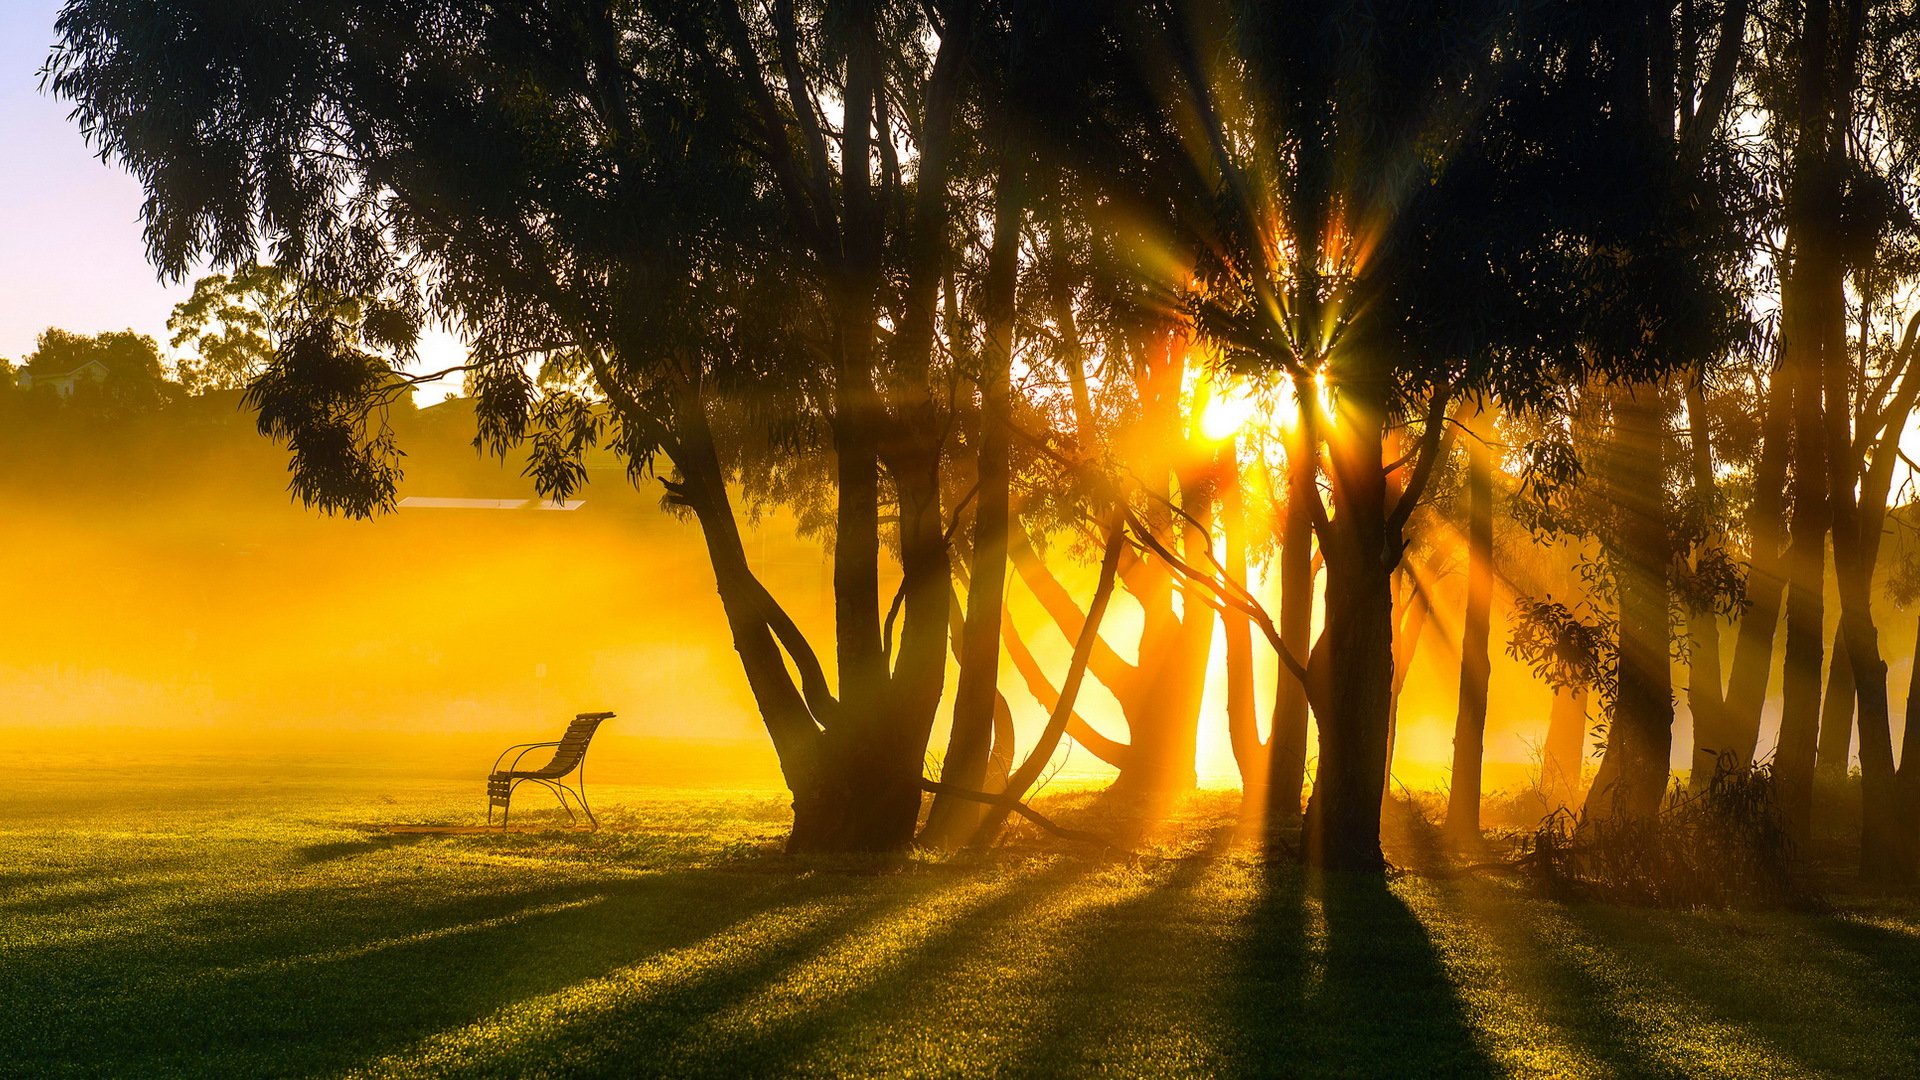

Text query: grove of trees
(43, 0), (1920, 879)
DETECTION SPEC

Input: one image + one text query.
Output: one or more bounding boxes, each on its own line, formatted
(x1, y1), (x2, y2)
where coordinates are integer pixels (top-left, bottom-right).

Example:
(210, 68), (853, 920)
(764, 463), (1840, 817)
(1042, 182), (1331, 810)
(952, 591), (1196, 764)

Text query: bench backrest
(533, 713), (611, 778)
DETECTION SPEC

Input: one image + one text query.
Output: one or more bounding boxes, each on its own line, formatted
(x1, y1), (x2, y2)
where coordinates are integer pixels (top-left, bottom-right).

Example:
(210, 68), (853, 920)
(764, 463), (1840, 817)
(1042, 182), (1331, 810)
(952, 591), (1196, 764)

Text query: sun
(1200, 383), (1259, 440)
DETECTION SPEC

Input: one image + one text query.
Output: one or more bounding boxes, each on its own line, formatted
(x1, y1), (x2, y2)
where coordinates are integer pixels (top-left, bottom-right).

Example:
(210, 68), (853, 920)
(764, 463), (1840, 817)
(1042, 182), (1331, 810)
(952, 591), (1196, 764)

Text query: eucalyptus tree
(1137, 0), (1714, 867)
(1749, 0), (1920, 871)
(51, 0), (998, 852)
(1760, 0), (1920, 875)
(966, 12), (1233, 806)
(1445, 403), (1497, 841)
(167, 265), (296, 396)
(1753, 0), (1864, 840)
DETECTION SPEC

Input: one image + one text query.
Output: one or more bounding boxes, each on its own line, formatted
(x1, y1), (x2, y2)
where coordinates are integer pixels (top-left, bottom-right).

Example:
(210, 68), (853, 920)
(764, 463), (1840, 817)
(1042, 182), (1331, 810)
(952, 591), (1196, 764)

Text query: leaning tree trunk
(971, 522), (1128, 847)
(1446, 404), (1495, 841)
(668, 394), (839, 849)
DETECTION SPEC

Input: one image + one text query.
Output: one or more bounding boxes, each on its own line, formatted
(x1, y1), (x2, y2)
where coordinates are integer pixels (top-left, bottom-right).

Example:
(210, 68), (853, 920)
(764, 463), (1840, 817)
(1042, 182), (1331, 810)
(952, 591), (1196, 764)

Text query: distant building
(17, 358), (111, 398)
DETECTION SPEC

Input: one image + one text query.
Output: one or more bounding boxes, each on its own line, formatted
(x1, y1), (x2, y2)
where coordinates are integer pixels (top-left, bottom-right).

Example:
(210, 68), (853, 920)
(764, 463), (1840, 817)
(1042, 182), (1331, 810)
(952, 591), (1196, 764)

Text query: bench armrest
(491, 740), (560, 775)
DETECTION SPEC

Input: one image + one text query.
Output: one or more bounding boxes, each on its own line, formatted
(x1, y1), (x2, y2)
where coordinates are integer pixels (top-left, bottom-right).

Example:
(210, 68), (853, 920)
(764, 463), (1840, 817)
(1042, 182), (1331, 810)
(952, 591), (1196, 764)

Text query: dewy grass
(2, 767), (1918, 1078)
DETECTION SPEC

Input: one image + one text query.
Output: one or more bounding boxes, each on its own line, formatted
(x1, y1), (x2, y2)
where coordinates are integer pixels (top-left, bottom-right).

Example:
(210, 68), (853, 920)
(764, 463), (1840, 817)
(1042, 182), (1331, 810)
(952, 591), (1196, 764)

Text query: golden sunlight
(1200, 380), (1259, 440)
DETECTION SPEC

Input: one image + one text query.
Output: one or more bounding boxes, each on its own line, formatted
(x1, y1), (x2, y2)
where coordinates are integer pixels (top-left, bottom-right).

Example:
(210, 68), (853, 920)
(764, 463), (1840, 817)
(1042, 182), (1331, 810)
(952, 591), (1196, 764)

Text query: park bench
(487, 711), (614, 827)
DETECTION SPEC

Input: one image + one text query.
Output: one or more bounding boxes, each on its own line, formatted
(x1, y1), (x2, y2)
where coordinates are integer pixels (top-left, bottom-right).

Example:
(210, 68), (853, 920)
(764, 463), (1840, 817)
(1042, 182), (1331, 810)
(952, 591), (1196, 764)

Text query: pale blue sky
(0, 1), (193, 364)
(0, 3), (464, 397)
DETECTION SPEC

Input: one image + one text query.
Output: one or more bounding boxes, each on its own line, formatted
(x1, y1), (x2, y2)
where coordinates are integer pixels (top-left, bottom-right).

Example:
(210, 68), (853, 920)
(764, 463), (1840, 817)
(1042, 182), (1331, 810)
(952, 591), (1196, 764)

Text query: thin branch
(1385, 386), (1456, 540)
(917, 778), (1115, 846)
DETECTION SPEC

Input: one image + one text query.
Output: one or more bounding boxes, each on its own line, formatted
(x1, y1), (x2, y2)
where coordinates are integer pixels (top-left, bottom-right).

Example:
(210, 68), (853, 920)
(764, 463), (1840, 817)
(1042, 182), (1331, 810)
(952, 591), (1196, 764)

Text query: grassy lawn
(4, 766), (1919, 1078)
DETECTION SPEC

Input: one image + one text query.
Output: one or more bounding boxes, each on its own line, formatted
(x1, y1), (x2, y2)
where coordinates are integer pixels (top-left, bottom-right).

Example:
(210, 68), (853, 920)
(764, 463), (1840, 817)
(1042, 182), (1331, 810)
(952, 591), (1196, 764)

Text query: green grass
(3, 768), (1918, 1078)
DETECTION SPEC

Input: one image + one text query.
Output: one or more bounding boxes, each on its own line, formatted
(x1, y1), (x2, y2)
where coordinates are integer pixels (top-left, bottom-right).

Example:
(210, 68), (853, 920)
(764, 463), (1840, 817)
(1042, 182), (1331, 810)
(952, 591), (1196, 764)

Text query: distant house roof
(23, 358), (111, 379)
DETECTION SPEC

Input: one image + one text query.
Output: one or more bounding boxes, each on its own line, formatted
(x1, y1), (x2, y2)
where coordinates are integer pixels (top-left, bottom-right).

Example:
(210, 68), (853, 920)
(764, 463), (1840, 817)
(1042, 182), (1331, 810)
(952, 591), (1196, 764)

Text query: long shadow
(1227, 858), (1500, 1077)
(689, 835), (1236, 1075)
(1537, 894), (1920, 1076)
(655, 855), (1105, 1076)
(0, 855), (947, 1078)
(292, 831), (437, 864)
(1020, 825), (1248, 1072)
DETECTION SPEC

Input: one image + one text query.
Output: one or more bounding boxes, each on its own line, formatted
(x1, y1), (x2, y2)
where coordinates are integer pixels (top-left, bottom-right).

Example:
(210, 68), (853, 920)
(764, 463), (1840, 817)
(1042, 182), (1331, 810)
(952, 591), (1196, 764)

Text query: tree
(20, 328), (172, 412)
(52, 0), (994, 852)
(1155, 0), (1707, 866)
(1446, 402), (1496, 842)
(168, 265), (295, 395)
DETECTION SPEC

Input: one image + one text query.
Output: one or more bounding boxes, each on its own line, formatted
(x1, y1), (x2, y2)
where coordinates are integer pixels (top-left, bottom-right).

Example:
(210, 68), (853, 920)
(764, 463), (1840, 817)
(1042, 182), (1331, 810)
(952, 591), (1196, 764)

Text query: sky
(0, 2), (189, 364)
(0, 2), (465, 398)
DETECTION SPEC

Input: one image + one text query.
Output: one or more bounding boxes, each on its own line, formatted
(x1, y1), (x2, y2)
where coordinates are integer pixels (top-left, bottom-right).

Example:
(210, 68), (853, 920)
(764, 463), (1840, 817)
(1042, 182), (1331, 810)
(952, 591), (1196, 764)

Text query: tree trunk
(1773, 0), (1852, 846)
(1719, 364), (1792, 763)
(1544, 686), (1589, 809)
(1303, 372), (1395, 871)
(1221, 437), (1266, 802)
(1267, 376), (1316, 824)
(1306, 551), (1395, 870)
(1447, 405), (1494, 841)
(923, 143), (1022, 848)
(1816, 629), (1855, 774)
(972, 521), (1127, 846)
(1590, 382), (1673, 820)
(1896, 618), (1920, 876)
(1684, 371), (1730, 787)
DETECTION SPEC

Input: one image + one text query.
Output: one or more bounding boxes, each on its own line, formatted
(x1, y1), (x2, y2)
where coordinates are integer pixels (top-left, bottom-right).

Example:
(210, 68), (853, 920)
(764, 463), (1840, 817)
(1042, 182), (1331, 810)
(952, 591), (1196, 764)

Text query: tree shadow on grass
(0, 855), (957, 1078)
(642, 855), (1106, 1076)
(292, 830), (438, 864)
(1535, 892), (1920, 1077)
(649, 833), (1233, 1076)
(1228, 859), (1500, 1077)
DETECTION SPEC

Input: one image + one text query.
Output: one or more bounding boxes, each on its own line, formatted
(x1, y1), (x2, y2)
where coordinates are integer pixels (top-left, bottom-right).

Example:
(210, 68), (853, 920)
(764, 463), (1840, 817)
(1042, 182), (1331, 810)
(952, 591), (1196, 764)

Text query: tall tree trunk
(1816, 630), (1855, 774)
(1222, 437), (1265, 801)
(1447, 404), (1495, 840)
(1720, 363), (1792, 762)
(1267, 376), (1316, 824)
(923, 144), (1023, 848)
(1684, 372), (1729, 787)
(1544, 686), (1589, 809)
(830, 12), (888, 730)
(1303, 371), (1395, 871)
(1591, 382), (1674, 820)
(1775, 435), (1830, 843)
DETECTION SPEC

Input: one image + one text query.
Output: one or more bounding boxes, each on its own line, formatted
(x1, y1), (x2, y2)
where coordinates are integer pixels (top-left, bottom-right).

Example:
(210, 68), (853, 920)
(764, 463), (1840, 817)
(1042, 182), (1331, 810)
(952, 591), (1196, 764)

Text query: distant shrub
(1514, 754), (1801, 909)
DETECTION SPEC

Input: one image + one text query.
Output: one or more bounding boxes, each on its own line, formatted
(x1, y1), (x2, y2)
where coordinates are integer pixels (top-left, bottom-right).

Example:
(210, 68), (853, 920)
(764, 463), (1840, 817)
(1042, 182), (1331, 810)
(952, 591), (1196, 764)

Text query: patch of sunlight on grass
(350, 897), (857, 1077)
(214, 896), (609, 982)
(1399, 875), (1608, 1077)
(701, 873), (1021, 1041)
(1843, 912), (1920, 939)
(1460, 881), (1799, 1077)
